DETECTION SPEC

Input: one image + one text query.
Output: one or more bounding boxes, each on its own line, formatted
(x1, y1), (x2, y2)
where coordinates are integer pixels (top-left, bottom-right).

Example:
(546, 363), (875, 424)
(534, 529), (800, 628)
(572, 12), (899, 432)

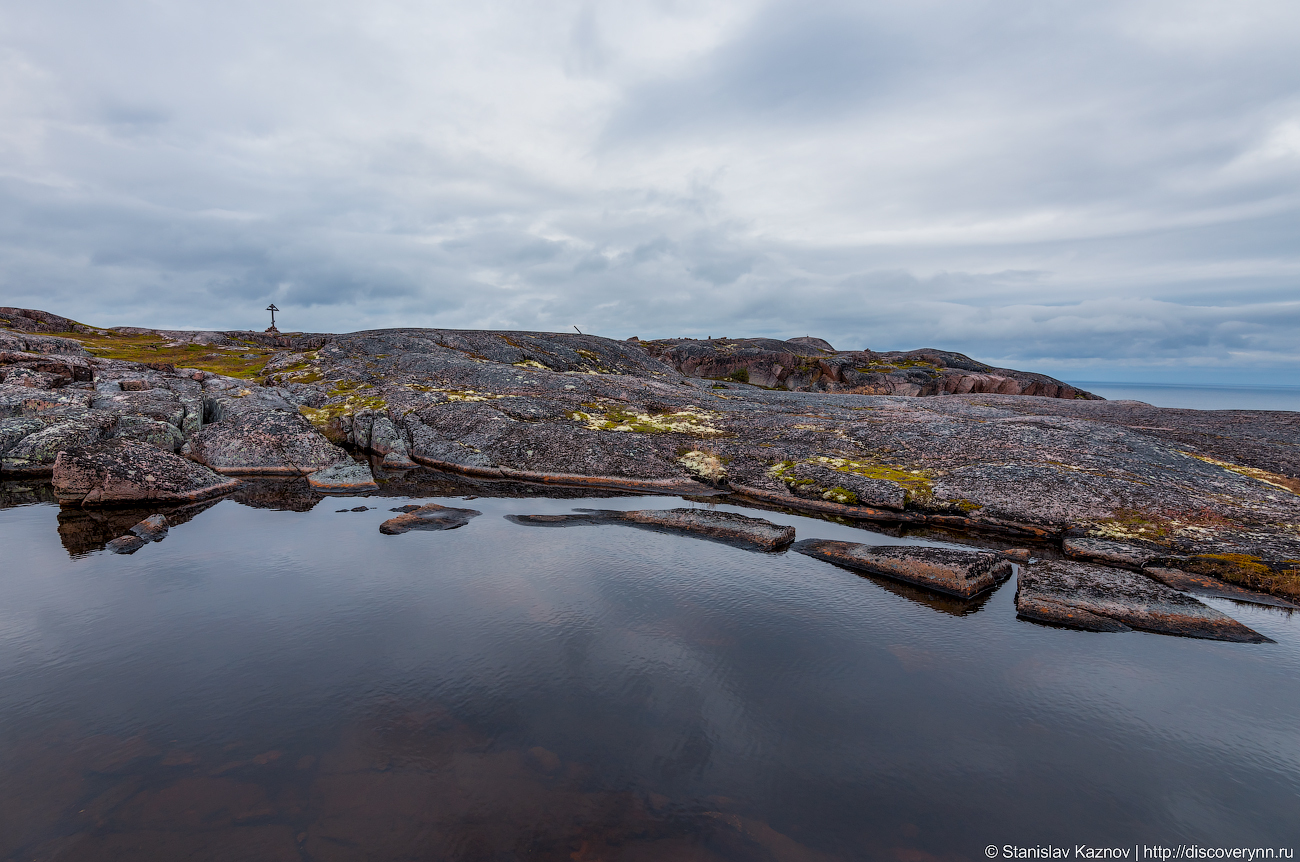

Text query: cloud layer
(1, 0), (1298, 378)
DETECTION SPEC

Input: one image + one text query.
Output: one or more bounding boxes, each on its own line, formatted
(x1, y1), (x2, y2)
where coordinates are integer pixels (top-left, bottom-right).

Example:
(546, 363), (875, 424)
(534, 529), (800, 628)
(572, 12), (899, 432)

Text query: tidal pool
(1, 478), (1298, 861)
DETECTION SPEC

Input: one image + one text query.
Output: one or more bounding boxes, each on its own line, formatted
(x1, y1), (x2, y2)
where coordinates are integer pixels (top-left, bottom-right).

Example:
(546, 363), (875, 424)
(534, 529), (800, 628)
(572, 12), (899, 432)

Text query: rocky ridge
(2, 309), (1298, 640)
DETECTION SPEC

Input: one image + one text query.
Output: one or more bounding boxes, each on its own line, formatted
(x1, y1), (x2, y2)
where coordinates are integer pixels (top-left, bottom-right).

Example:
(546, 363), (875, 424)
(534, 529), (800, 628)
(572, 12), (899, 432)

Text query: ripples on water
(1, 482), (1298, 860)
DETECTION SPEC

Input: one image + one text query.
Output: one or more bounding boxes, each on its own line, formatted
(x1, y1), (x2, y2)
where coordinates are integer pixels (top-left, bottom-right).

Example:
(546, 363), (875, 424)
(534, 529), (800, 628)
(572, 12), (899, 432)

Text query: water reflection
(1, 487), (1298, 860)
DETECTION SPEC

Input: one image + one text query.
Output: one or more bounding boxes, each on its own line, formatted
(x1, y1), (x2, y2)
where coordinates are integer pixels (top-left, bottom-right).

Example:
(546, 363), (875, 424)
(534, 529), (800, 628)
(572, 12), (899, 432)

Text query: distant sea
(1067, 381), (1300, 411)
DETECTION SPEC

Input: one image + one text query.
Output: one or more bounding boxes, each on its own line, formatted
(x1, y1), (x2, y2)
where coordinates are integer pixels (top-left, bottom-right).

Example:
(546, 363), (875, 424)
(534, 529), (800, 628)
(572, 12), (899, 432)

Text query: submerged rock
(791, 540), (1013, 597)
(507, 508), (797, 551)
(379, 503), (482, 534)
(130, 513), (169, 542)
(106, 534), (147, 554)
(53, 440), (241, 506)
(1015, 560), (1271, 642)
(307, 462), (379, 493)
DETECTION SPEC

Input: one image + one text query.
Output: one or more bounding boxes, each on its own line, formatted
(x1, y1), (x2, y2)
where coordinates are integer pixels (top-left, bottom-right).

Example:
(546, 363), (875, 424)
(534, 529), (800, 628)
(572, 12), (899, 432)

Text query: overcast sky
(1, 0), (1298, 380)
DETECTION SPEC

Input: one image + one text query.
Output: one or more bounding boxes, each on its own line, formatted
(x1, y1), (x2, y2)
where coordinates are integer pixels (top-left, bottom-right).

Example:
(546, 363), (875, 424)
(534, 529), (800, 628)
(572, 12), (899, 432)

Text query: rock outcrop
(791, 540), (1013, 597)
(1015, 560), (1271, 642)
(507, 508), (797, 551)
(379, 503), (482, 534)
(53, 440), (241, 506)
(639, 337), (1099, 399)
(5, 307), (1299, 623)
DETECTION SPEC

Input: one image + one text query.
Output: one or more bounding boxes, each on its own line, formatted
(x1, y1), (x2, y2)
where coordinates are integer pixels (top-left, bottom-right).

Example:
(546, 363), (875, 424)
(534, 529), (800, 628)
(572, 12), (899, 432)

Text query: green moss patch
(61, 331), (275, 378)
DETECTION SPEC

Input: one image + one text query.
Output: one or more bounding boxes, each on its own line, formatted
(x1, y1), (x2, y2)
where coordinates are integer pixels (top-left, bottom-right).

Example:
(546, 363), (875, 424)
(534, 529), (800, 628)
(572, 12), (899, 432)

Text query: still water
(2, 481), (1298, 860)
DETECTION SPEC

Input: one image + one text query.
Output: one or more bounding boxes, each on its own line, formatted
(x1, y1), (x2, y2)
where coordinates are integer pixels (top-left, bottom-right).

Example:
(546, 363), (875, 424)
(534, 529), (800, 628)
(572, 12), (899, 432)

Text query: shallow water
(1068, 381), (1300, 412)
(2, 487), (1298, 861)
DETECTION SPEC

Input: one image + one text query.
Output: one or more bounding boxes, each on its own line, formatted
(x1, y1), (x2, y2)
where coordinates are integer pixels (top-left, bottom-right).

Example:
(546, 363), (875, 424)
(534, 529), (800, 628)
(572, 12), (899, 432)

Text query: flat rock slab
(307, 462), (378, 493)
(1143, 567), (1299, 610)
(130, 513), (169, 542)
(791, 540), (1012, 598)
(1015, 560), (1272, 642)
(53, 440), (242, 506)
(379, 503), (482, 534)
(507, 508), (796, 552)
(1063, 537), (1161, 570)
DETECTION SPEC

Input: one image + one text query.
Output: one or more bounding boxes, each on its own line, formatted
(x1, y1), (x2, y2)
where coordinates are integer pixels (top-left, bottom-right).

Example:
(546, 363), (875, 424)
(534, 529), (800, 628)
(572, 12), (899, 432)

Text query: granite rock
(53, 440), (241, 506)
(791, 540), (1013, 598)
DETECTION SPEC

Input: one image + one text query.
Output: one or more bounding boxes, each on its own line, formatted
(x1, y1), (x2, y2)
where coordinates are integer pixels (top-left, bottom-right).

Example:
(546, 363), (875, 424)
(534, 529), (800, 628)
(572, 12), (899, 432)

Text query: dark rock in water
(379, 503), (482, 534)
(1015, 560), (1272, 642)
(507, 508), (796, 551)
(791, 540), (1012, 597)
(1063, 537), (1161, 570)
(1142, 567), (1299, 610)
(350, 506), (369, 512)
(186, 409), (350, 475)
(389, 505), (422, 513)
(106, 534), (147, 554)
(307, 462), (378, 492)
(53, 440), (241, 506)
(57, 501), (215, 556)
(130, 513), (169, 542)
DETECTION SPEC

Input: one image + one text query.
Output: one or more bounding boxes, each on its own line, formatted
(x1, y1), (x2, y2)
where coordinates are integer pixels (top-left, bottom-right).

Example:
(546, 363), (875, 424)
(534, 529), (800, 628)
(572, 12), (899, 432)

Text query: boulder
(53, 440), (242, 506)
(307, 462), (379, 493)
(507, 508), (797, 552)
(112, 415), (187, 453)
(791, 540), (1013, 597)
(1015, 560), (1271, 642)
(379, 503), (482, 534)
(130, 513), (170, 542)
(186, 409), (350, 475)
(1, 415), (112, 475)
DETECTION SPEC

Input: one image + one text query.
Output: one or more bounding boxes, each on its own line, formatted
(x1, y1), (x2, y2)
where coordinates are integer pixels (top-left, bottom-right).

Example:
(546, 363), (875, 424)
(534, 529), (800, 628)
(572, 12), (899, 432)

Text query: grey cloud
(0, 0), (1296, 381)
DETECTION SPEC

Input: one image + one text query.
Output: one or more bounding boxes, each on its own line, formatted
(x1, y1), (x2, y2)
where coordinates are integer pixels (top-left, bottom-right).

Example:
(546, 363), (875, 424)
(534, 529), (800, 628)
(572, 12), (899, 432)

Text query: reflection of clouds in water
(0, 489), (1299, 853)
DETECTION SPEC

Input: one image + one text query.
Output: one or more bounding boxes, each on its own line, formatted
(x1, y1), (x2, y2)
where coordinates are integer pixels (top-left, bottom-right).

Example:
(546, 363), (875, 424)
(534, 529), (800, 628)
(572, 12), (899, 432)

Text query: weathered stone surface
(186, 410), (350, 475)
(112, 415), (187, 452)
(508, 507), (797, 551)
(307, 462), (379, 493)
(1142, 567), (1299, 610)
(639, 337), (1099, 399)
(379, 503), (482, 534)
(1063, 537), (1161, 570)
(1, 415), (112, 475)
(130, 513), (169, 542)
(106, 534), (147, 554)
(792, 540), (1013, 597)
(53, 440), (241, 506)
(1015, 560), (1271, 642)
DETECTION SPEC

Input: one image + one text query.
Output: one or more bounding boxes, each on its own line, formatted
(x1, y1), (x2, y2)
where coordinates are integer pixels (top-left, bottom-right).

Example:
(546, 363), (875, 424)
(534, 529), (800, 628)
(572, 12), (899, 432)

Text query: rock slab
(53, 440), (242, 506)
(791, 540), (1013, 597)
(379, 503), (482, 534)
(307, 462), (379, 492)
(1015, 560), (1272, 642)
(507, 508), (797, 551)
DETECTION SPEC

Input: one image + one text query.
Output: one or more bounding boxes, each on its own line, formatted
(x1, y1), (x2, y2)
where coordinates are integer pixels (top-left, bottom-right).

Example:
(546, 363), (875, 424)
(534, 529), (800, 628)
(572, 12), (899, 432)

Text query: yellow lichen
(677, 450), (727, 483)
(512, 360), (548, 371)
(570, 405), (725, 436)
(1185, 453), (1300, 496)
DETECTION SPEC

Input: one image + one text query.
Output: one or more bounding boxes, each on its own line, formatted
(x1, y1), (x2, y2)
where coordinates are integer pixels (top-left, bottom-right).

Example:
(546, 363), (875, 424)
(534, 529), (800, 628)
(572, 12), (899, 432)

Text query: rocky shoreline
(2, 307), (1297, 642)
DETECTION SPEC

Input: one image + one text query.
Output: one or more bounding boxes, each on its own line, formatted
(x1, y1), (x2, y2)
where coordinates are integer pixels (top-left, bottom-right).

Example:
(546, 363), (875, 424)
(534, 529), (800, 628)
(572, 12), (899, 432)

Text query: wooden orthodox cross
(266, 304), (280, 333)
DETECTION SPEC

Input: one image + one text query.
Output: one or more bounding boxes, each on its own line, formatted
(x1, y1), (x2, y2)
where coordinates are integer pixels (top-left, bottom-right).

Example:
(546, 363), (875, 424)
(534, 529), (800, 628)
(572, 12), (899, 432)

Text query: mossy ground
(59, 331), (275, 379)
(769, 456), (937, 506)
